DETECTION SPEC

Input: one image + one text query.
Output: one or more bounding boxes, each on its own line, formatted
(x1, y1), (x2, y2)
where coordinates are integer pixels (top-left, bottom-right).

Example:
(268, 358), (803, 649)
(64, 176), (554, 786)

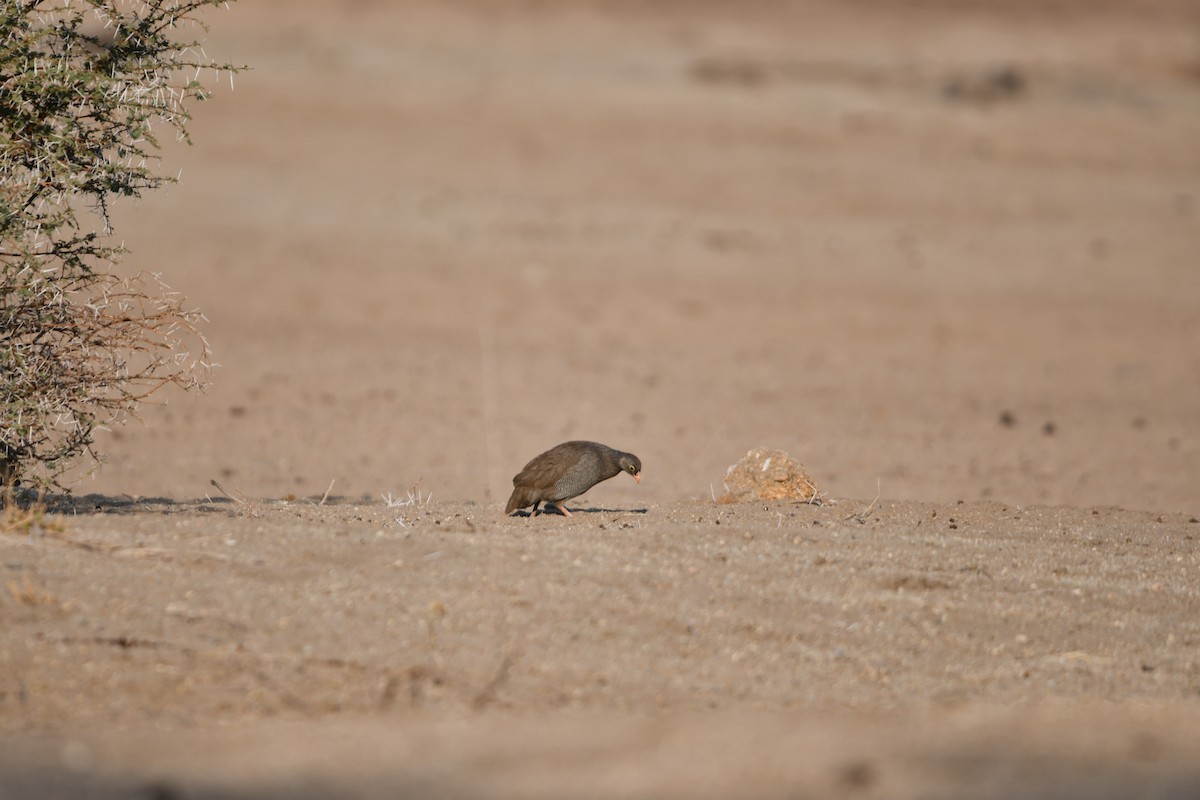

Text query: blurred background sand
(86, 0), (1200, 510)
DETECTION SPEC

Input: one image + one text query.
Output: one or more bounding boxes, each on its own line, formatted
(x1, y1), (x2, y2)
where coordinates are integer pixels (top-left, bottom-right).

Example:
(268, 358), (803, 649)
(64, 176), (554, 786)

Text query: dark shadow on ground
(511, 507), (650, 517)
(8, 490), (377, 515)
(41, 493), (236, 515)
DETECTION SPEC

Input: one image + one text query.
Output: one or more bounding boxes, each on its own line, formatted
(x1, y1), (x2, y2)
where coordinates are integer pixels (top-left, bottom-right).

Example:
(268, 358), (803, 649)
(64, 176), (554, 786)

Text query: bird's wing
(512, 446), (575, 488)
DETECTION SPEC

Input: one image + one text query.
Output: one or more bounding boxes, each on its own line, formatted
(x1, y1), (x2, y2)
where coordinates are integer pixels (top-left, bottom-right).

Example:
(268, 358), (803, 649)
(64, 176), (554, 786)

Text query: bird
(505, 440), (641, 517)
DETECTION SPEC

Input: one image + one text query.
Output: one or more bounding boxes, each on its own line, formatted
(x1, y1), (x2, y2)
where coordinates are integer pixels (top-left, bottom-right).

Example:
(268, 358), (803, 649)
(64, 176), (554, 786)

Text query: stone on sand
(719, 447), (820, 504)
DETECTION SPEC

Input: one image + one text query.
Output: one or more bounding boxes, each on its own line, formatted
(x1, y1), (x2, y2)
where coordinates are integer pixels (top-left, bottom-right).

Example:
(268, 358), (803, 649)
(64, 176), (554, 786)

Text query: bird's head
(619, 453), (642, 484)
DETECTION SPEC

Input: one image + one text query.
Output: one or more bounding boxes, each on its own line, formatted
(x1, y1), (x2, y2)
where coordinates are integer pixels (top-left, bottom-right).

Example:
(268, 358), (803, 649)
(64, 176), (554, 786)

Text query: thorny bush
(1, 0), (239, 491)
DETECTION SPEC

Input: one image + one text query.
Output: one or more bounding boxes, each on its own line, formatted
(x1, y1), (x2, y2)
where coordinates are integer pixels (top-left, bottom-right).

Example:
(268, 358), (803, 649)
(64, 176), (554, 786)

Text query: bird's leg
(550, 502), (573, 517)
(530, 501), (540, 517)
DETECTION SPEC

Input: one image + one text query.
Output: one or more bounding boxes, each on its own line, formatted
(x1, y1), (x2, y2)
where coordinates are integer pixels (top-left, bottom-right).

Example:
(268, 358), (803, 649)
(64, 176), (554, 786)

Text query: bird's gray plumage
(505, 440), (641, 516)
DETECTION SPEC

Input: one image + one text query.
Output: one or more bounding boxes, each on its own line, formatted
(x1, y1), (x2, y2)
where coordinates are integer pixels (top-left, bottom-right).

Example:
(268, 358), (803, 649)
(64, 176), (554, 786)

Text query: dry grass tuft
(382, 479), (433, 509)
(1, 487), (65, 536)
(381, 481), (434, 528)
(7, 574), (58, 606)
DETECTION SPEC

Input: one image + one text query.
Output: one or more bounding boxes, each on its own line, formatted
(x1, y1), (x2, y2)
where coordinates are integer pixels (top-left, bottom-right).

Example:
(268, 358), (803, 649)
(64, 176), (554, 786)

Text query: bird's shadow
(518, 506), (649, 517)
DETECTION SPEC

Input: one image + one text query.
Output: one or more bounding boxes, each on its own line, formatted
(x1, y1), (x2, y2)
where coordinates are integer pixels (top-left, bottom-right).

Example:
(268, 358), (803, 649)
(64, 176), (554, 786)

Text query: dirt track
(3, 498), (1200, 798)
(3, 0), (1200, 796)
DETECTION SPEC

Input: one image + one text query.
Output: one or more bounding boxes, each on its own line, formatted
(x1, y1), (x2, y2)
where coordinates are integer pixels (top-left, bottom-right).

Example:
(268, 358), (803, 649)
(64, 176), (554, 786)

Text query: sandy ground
(3, 0), (1200, 796)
